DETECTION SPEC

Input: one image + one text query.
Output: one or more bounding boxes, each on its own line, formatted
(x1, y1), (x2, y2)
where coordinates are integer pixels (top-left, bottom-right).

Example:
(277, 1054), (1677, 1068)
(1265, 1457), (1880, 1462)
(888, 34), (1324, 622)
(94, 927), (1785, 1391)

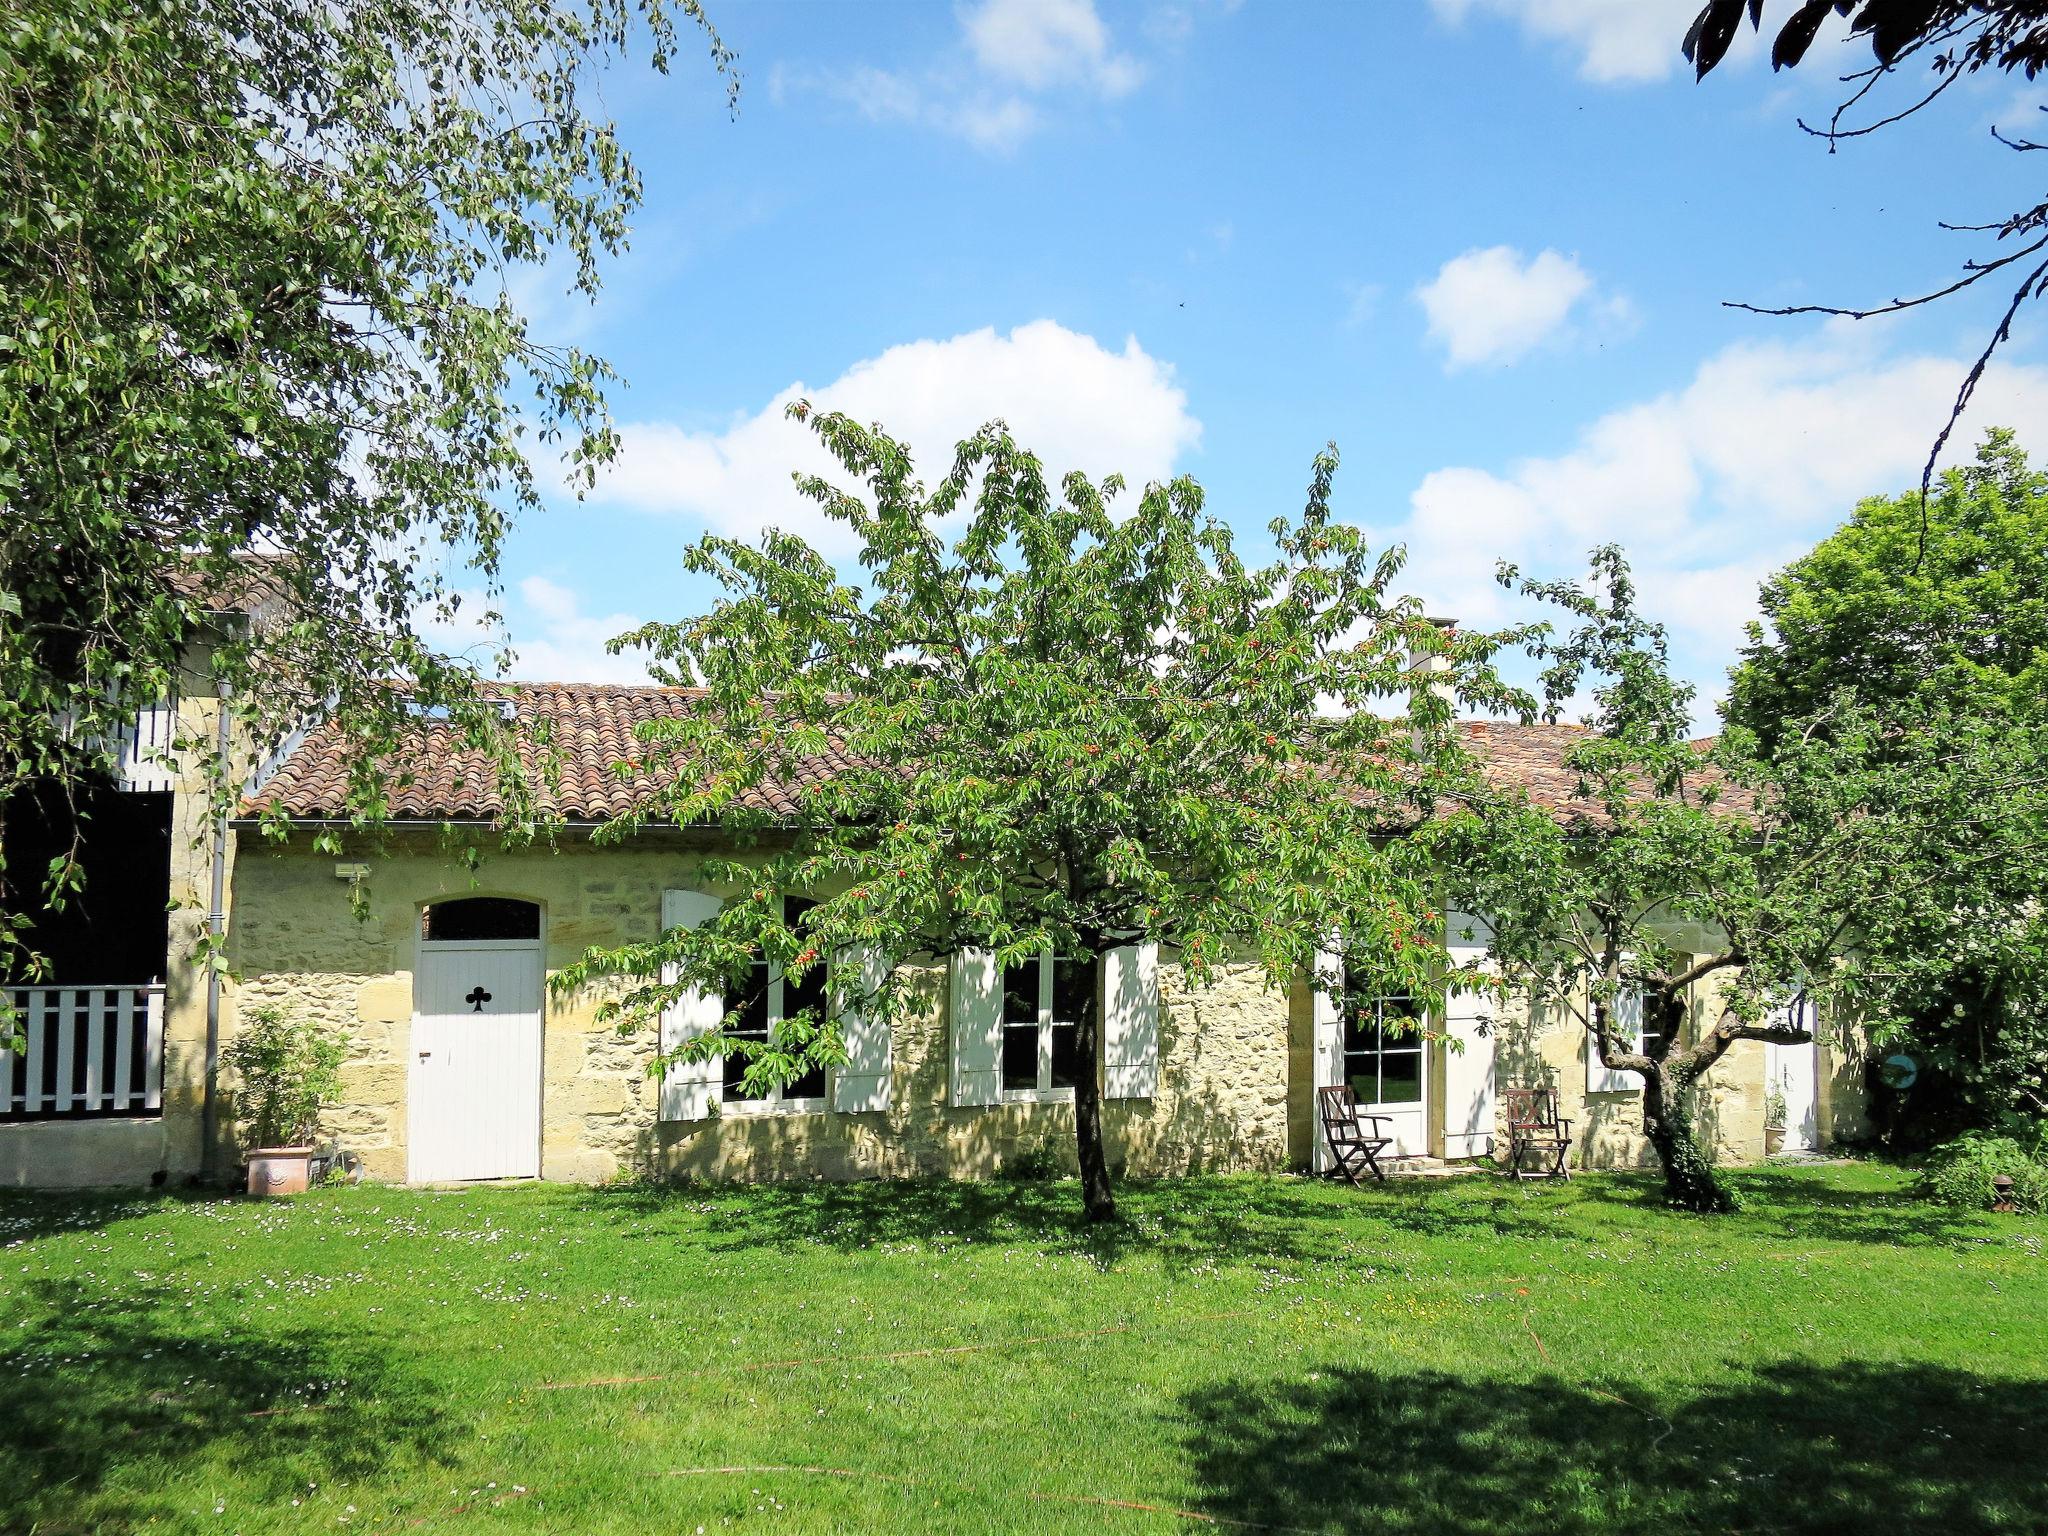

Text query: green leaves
(2, 0), (730, 973)
(564, 411), (1531, 1094)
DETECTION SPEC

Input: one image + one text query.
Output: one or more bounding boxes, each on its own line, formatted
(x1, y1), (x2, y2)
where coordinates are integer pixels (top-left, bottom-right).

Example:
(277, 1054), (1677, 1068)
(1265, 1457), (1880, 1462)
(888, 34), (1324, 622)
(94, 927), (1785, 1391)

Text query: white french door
(1341, 995), (1429, 1158)
(409, 939), (543, 1182)
(1315, 969), (1430, 1165)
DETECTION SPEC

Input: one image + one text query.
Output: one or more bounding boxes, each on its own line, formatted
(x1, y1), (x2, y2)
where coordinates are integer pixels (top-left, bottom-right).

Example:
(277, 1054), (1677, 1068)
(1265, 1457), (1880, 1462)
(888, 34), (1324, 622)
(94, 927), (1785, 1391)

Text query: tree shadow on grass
(1179, 1359), (2047, 1535)
(579, 1172), (1597, 1274)
(0, 1187), (198, 1245)
(1568, 1166), (2006, 1248)
(0, 1275), (443, 1534)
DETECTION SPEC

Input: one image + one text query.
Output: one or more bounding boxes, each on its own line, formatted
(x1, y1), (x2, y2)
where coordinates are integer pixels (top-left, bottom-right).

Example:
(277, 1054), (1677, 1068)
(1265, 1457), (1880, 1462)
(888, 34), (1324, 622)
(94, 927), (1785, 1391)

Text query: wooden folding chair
(1503, 1087), (1573, 1180)
(1318, 1084), (1393, 1185)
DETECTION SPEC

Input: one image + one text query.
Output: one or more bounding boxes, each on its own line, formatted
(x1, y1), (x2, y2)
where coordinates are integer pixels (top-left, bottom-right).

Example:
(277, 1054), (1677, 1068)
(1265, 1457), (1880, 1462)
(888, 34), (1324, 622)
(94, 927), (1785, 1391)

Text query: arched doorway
(409, 897), (543, 1182)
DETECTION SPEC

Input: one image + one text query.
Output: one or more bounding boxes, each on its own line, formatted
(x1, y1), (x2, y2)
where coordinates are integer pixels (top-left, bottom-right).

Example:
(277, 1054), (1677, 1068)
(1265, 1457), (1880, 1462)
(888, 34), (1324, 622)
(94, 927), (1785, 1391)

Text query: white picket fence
(1, 985), (165, 1118)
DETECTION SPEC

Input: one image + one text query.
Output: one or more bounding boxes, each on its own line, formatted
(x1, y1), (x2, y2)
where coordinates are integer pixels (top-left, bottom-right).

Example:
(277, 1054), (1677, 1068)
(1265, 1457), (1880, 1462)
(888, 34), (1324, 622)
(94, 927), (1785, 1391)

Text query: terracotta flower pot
(247, 1146), (316, 1197)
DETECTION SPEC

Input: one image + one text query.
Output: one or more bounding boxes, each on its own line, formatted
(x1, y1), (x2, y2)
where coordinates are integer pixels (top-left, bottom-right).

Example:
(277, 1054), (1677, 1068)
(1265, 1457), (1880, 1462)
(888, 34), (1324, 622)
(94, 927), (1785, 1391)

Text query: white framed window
(721, 896), (827, 1116)
(1000, 954), (1089, 1102)
(1339, 989), (1425, 1107)
(1588, 979), (1657, 1093)
(1640, 990), (1678, 1061)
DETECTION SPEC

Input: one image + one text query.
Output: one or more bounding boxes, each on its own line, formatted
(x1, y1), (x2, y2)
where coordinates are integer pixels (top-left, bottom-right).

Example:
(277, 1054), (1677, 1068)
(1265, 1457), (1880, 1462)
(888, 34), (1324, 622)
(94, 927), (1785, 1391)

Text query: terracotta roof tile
(241, 682), (860, 822)
(244, 684), (1729, 828)
(1461, 719), (1746, 827)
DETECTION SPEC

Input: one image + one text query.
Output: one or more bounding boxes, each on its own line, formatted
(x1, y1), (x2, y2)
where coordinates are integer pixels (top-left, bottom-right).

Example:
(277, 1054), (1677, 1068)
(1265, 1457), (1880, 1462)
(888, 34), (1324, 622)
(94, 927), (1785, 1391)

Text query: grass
(1, 1162), (2043, 1534)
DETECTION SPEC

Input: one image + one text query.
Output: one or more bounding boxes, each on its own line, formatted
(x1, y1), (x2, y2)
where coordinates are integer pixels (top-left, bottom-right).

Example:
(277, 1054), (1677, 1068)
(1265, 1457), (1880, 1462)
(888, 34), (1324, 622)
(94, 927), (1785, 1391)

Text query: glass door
(1341, 993), (1428, 1157)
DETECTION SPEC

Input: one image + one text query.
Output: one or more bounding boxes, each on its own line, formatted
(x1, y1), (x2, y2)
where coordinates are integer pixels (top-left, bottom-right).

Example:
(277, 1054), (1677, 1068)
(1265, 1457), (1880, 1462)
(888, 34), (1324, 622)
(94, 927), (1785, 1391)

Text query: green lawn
(2, 1163), (2043, 1534)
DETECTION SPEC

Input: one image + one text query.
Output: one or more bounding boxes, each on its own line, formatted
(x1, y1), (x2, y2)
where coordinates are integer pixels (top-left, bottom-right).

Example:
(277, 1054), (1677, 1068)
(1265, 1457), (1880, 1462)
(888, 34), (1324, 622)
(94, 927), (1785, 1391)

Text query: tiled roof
(243, 683), (1725, 827)
(165, 554), (292, 620)
(1461, 719), (1744, 827)
(1461, 720), (1598, 816)
(241, 682), (861, 822)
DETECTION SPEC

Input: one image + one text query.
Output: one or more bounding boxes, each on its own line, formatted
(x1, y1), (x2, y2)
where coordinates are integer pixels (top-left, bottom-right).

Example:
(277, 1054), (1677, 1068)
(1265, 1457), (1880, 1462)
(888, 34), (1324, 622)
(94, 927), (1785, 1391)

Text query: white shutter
(1587, 978), (1644, 1093)
(1103, 943), (1161, 1099)
(830, 946), (893, 1113)
(1310, 946), (1345, 1174)
(1440, 914), (1497, 1159)
(949, 948), (1002, 1107)
(659, 889), (725, 1121)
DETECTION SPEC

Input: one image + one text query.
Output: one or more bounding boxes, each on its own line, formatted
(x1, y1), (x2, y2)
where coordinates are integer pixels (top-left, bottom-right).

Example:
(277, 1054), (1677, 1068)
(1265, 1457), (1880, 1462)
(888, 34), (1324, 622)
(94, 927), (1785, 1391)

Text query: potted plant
(1763, 1081), (1788, 1157)
(224, 1004), (347, 1196)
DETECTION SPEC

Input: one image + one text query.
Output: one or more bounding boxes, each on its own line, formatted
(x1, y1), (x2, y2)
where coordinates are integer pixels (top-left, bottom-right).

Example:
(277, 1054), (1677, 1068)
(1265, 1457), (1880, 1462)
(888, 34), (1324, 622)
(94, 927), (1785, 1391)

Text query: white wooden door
(1767, 1030), (1819, 1154)
(409, 940), (543, 1182)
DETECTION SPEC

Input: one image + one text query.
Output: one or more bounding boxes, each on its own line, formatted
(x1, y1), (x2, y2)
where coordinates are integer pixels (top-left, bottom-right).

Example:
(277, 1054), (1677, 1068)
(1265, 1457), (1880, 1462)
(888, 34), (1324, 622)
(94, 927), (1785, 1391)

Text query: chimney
(1407, 614), (1457, 715)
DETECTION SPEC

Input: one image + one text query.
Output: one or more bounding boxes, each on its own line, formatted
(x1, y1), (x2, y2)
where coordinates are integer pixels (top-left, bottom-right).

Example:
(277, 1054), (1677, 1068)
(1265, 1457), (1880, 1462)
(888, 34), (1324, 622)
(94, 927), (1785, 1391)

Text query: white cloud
(1382, 320), (2048, 720)
(506, 576), (651, 684)
(778, 0), (1146, 152)
(1430, 0), (1697, 84)
(1416, 246), (1625, 369)
(963, 0), (1143, 96)
(815, 65), (1044, 153)
(591, 320), (1201, 551)
(416, 577), (651, 685)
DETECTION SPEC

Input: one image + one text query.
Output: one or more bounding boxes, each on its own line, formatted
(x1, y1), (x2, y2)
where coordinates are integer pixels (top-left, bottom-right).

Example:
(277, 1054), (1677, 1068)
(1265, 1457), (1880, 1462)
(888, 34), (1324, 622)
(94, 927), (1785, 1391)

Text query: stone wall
(1490, 967), (1768, 1170)
(223, 835), (1298, 1185)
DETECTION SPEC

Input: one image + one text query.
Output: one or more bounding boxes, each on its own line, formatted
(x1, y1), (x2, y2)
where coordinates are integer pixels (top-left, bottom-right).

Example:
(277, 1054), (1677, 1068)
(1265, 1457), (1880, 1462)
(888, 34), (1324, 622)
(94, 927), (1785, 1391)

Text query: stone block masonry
(223, 834), (1299, 1184)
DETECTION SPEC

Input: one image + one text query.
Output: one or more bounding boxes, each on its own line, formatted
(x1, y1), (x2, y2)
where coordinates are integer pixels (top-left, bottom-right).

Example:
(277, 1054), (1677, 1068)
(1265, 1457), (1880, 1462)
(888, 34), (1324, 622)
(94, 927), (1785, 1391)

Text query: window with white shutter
(658, 889), (723, 1121)
(1103, 944), (1160, 1099)
(662, 891), (859, 1118)
(830, 945), (892, 1113)
(949, 949), (1003, 1107)
(1587, 980), (1646, 1093)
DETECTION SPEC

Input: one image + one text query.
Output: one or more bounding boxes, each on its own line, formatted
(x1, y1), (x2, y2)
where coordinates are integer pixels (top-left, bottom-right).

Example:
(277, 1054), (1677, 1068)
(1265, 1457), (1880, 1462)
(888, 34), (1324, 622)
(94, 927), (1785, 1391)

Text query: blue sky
(452, 0), (2048, 728)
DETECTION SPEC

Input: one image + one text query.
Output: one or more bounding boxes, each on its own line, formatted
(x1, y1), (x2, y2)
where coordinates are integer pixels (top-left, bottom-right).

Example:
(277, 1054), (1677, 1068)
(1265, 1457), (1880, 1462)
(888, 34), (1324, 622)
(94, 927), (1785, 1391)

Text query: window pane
(1379, 1050), (1423, 1104)
(1051, 958), (1092, 1025)
(782, 895), (827, 1025)
(1002, 959), (1040, 1027)
(421, 897), (538, 942)
(1002, 1025), (1040, 1090)
(1341, 997), (1379, 1055)
(724, 963), (770, 1100)
(781, 943), (828, 1101)
(784, 957), (828, 1027)
(1049, 1022), (1079, 1089)
(1342, 991), (1424, 1106)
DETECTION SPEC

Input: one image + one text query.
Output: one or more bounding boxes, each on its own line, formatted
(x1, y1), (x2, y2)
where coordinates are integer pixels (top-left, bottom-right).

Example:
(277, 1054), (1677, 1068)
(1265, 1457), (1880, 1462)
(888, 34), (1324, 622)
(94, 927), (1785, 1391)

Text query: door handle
(417, 1050), (432, 1060)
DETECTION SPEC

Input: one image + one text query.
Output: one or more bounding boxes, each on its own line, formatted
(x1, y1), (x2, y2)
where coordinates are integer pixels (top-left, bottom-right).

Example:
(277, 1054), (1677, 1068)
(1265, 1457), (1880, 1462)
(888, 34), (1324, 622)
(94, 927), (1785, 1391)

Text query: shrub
(223, 1005), (348, 1150)
(1921, 1132), (2048, 1213)
(1765, 1084), (1789, 1129)
(1001, 1143), (1065, 1182)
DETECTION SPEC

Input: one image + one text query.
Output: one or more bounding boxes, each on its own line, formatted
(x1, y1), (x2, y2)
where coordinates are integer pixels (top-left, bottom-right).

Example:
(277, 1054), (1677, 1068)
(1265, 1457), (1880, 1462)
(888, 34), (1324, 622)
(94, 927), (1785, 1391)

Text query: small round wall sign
(1879, 1053), (1918, 1091)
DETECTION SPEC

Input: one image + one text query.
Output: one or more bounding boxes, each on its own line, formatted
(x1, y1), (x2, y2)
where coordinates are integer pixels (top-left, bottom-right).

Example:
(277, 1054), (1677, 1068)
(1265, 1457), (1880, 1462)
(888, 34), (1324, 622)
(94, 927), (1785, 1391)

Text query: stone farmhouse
(2, 655), (1867, 1189)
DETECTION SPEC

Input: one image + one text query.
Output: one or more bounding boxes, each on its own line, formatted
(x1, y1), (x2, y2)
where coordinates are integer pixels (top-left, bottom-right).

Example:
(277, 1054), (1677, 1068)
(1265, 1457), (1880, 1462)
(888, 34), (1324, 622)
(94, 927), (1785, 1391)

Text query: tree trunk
(1073, 953), (1116, 1222)
(1641, 1065), (1736, 1213)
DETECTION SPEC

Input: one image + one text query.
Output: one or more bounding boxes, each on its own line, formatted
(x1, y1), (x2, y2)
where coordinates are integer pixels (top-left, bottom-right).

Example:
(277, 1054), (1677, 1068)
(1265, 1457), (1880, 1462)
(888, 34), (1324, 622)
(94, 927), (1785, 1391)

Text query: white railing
(2, 985), (165, 1118)
(53, 702), (180, 793)
(115, 704), (180, 792)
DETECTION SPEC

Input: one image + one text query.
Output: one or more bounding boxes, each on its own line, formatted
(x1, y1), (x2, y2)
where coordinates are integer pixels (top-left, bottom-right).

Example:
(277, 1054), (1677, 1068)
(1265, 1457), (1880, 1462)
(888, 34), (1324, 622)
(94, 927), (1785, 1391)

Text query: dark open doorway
(2, 779), (173, 986)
